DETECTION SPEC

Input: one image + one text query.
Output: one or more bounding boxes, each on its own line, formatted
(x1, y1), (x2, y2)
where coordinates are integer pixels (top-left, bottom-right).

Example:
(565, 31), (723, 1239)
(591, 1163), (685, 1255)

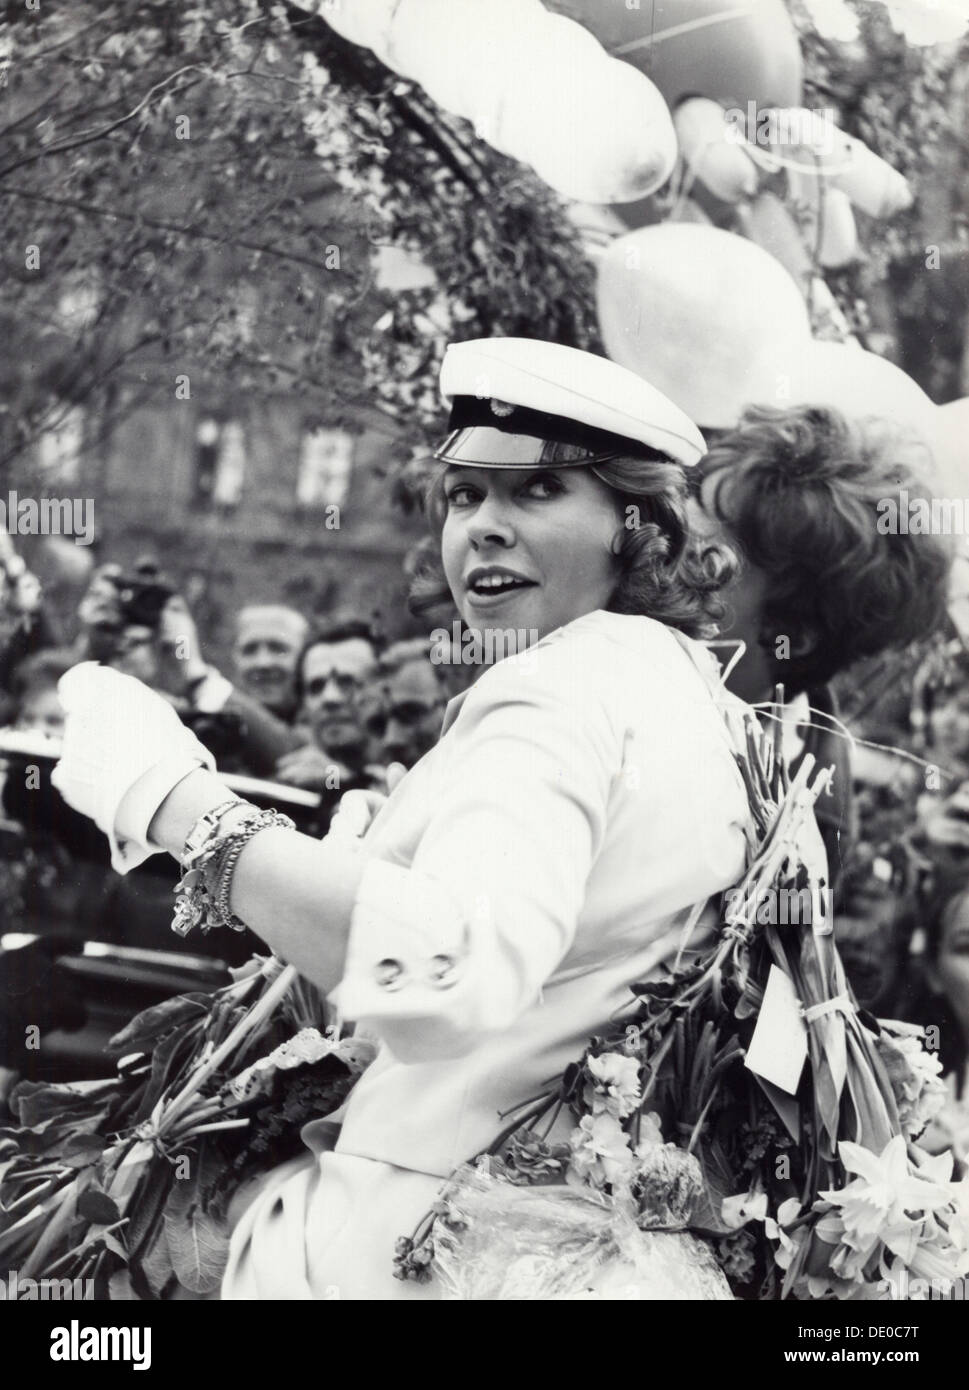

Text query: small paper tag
(744, 965), (807, 1095)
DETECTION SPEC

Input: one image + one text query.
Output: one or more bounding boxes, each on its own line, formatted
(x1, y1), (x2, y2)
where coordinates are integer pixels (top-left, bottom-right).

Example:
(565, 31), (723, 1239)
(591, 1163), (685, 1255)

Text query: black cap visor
(433, 397), (665, 469)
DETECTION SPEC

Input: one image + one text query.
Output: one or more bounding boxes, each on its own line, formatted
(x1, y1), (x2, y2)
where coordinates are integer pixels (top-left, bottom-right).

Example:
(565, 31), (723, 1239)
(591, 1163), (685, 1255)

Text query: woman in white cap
(53, 338), (755, 1300)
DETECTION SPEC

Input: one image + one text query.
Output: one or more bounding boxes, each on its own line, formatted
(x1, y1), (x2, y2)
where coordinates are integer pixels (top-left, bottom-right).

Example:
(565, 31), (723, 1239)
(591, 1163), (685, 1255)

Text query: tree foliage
(0, 0), (599, 492)
(787, 0), (969, 396)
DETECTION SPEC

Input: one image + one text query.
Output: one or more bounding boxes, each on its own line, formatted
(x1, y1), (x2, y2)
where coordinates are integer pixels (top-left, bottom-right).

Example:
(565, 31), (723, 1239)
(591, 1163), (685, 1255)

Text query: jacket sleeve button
(374, 957), (406, 990)
(427, 953), (460, 988)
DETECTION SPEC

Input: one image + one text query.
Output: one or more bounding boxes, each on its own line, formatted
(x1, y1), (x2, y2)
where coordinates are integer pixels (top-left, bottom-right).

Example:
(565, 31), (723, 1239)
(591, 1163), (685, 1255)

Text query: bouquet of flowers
(393, 709), (969, 1300)
(0, 957), (373, 1298)
(3, 703), (965, 1301)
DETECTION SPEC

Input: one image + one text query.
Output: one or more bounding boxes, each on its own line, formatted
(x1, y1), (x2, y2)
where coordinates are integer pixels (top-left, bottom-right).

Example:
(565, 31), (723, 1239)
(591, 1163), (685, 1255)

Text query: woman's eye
(522, 474), (564, 500)
(445, 485), (479, 508)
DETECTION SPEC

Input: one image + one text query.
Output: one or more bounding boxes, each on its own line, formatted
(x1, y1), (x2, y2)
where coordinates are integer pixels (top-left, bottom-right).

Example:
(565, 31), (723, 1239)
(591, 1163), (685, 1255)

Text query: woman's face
(686, 472), (773, 704)
(440, 465), (623, 646)
(930, 894), (969, 1043)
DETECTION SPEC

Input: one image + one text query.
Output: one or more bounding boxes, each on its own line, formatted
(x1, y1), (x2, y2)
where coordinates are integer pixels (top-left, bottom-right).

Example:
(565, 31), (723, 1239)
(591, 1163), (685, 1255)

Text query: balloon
(546, 0), (802, 113)
(596, 224), (811, 429)
(673, 98), (759, 204)
(755, 117), (911, 221)
(785, 342), (938, 452)
(736, 191), (813, 287)
(308, 0), (677, 204)
(828, 135), (913, 220)
(785, 170), (859, 267)
(816, 187), (859, 268)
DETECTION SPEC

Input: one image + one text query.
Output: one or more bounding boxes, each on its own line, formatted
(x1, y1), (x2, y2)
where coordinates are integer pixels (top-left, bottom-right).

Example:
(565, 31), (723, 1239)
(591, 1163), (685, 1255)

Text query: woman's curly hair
(407, 451), (736, 640)
(700, 404), (952, 693)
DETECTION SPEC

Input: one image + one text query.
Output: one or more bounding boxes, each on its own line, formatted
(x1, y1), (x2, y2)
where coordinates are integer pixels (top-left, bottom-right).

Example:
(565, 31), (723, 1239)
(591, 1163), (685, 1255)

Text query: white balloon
(817, 187), (859, 268)
(674, 98), (759, 204)
(317, 0), (400, 58)
(388, 0), (533, 125)
(305, 0), (678, 204)
(597, 224), (812, 430)
(786, 341), (938, 446)
(829, 134), (913, 219)
(493, 19), (675, 203)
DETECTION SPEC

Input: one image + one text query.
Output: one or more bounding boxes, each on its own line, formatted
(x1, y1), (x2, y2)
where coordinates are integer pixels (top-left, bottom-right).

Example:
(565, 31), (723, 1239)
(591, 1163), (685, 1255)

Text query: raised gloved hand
(51, 662), (215, 872)
(326, 763), (407, 849)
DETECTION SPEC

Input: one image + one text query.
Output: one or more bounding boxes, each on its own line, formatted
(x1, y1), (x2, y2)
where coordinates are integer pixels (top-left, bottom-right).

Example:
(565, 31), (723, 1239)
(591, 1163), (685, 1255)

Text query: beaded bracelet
(171, 802), (295, 936)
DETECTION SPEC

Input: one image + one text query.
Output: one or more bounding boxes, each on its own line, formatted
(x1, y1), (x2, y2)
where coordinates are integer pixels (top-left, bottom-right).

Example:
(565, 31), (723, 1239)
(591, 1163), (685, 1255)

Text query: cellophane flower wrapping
(430, 1161), (732, 1300)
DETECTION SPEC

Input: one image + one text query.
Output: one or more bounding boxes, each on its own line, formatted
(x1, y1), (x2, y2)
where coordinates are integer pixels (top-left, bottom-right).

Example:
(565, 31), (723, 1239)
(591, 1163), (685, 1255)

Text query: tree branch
(2, 187), (346, 274)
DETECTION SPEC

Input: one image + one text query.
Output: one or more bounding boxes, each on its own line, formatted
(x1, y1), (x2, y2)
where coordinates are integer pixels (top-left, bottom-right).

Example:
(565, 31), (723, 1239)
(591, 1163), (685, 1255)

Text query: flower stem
(159, 960), (297, 1132)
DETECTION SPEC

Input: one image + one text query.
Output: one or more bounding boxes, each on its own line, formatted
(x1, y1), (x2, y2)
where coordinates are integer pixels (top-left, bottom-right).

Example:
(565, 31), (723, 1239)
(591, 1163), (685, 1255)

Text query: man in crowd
(161, 598), (307, 777)
(231, 604), (309, 722)
(368, 637), (451, 772)
(275, 620), (381, 797)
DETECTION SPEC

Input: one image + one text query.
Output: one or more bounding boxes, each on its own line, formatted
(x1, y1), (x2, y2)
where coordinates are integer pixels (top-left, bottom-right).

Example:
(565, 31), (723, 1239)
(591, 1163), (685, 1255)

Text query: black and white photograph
(1, 0), (968, 1337)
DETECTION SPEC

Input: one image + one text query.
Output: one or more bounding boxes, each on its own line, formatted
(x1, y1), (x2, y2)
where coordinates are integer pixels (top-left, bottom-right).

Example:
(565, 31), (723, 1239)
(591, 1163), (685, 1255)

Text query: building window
(195, 418), (245, 506)
(297, 426), (354, 509)
(37, 406), (85, 484)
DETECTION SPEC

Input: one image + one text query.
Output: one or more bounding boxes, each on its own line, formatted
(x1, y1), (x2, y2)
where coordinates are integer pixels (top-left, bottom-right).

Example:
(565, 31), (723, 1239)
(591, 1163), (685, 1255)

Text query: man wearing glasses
(366, 639), (451, 774)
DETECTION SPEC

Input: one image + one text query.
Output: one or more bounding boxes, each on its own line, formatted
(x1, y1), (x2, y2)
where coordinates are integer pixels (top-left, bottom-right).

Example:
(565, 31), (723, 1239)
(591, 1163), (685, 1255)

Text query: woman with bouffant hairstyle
(690, 404), (951, 702)
(688, 402), (952, 885)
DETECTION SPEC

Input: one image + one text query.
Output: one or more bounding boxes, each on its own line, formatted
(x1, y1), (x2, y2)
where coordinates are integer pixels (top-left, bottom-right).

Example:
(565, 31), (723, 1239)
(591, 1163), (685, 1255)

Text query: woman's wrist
(148, 767), (240, 858)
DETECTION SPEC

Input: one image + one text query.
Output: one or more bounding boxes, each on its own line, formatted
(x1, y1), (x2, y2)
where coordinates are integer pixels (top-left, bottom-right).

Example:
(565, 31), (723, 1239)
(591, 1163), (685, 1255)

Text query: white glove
(326, 765), (407, 849)
(51, 662), (215, 873)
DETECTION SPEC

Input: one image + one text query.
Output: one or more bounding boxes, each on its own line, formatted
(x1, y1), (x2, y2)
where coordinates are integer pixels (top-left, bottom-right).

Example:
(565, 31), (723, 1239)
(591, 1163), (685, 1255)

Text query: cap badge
(489, 398), (514, 418)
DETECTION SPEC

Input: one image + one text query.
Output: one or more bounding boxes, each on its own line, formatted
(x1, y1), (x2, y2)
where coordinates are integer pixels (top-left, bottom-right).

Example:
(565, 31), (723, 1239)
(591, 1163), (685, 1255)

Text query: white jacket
(331, 610), (751, 1178)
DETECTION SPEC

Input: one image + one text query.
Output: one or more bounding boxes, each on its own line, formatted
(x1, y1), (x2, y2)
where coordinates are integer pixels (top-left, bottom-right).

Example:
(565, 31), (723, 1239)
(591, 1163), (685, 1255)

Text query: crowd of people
(0, 555), (462, 800)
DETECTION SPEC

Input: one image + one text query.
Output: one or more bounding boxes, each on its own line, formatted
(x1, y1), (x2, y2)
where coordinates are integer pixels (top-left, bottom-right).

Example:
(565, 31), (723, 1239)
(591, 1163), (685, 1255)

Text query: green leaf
(124, 1162), (174, 1261)
(61, 1134), (108, 1168)
(10, 1079), (119, 1129)
(689, 1138), (737, 1237)
(106, 993), (212, 1057)
(76, 1189), (122, 1226)
(163, 1204), (229, 1295)
(135, 1228), (175, 1301)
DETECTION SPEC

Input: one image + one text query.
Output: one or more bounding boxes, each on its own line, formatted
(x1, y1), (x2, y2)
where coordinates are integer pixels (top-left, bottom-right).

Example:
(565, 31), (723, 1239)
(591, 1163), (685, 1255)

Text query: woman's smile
(464, 562), (539, 610)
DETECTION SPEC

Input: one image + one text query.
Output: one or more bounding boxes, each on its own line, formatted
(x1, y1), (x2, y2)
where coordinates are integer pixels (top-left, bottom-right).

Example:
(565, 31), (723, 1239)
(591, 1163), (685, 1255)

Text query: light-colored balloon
(784, 169), (858, 266)
(597, 224), (812, 429)
(785, 341), (938, 447)
(828, 134), (913, 220)
(736, 191), (813, 287)
(674, 98), (759, 203)
(307, 0), (677, 205)
(545, 0), (803, 114)
(483, 14), (677, 203)
(317, 0), (399, 57)
(758, 118), (910, 221)
(817, 187), (859, 268)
